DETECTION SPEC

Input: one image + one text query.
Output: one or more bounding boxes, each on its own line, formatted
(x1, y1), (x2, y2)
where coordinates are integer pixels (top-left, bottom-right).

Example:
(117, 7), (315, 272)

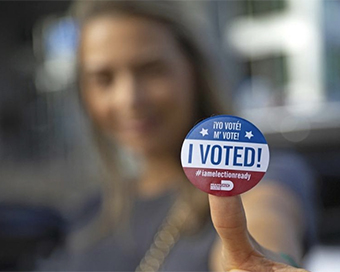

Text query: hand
(208, 195), (309, 272)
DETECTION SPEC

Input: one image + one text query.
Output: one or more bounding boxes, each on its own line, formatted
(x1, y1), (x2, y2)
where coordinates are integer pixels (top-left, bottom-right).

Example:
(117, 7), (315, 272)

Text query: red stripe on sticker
(183, 167), (265, 196)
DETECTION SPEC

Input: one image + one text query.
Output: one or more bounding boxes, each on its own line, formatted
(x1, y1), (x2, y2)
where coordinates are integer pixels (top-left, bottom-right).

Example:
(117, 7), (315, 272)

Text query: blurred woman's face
(79, 15), (196, 156)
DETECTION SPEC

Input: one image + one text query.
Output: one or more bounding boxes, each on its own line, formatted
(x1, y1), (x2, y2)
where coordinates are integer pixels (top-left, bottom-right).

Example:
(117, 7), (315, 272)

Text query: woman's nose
(111, 71), (148, 110)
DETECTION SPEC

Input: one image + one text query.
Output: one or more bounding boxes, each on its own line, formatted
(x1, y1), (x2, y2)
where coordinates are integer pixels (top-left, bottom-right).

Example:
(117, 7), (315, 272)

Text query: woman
(51, 1), (314, 271)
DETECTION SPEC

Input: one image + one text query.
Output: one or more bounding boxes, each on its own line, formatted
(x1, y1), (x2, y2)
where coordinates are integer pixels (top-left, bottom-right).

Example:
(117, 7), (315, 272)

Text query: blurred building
(220, 0), (340, 247)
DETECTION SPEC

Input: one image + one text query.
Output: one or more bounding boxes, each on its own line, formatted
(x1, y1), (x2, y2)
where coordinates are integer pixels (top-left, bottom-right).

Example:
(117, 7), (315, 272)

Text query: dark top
(37, 150), (316, 271)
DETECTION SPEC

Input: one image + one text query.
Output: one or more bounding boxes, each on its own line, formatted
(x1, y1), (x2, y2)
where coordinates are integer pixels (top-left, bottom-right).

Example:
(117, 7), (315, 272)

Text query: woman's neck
(137, 154), (185, 199)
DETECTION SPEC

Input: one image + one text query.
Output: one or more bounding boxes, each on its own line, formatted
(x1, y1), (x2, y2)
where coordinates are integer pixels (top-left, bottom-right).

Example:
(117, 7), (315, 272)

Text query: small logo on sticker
(210, 180), (234, 191)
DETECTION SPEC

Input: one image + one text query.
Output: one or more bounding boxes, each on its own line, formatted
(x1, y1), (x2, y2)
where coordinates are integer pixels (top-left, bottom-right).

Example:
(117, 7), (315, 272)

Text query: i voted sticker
(181, 115), (270, 196)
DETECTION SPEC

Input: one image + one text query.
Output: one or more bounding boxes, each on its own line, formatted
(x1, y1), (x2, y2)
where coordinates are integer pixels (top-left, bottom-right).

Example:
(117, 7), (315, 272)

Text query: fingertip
(208, 194), (245, 227)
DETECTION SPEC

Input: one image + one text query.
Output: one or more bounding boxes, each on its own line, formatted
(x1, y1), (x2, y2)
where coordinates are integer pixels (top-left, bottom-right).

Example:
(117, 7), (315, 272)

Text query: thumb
(209, 195), (256, 265)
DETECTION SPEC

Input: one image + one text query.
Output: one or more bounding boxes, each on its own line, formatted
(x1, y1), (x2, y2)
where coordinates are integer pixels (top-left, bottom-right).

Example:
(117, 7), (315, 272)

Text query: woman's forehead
(79, 15), (184, 70)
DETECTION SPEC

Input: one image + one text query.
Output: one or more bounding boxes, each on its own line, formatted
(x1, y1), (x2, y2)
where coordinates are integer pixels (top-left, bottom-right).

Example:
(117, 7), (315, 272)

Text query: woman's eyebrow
(133, 58), (166, 68)
(81, 63), (113, 75)
(80, 52), (170, 74)
(132, 52), (165, 63)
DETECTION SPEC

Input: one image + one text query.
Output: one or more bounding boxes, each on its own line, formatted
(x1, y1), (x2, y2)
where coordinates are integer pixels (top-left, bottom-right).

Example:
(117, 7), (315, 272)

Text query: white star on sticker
(245, 131), (254, 139)
(200, 128), (209, 137)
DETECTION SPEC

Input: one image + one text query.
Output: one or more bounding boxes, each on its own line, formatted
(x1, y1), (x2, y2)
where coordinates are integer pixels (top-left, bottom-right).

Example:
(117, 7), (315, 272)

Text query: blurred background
(0, 0), (339, 271)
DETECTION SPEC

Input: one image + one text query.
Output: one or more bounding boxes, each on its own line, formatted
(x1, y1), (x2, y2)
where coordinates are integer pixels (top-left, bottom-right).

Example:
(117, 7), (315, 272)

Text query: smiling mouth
(120, 117), (160, 135)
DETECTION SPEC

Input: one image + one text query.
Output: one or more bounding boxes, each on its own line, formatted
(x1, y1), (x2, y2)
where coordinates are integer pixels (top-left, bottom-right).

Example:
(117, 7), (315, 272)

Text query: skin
(79, 15), (309, 272)
(79, 15), (197, 196)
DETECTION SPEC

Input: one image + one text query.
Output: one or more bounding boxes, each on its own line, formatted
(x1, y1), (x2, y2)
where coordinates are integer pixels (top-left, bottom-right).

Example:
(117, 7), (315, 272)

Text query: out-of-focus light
(279, 115), (310, 142)
(35, 16), (79, 92)
(44, 17), (79, 60)
(226, 15), (315, 58)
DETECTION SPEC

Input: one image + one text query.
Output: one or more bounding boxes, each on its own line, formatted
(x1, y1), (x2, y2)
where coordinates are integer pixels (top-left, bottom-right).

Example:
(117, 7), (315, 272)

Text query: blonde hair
(70, 0), (232, 251)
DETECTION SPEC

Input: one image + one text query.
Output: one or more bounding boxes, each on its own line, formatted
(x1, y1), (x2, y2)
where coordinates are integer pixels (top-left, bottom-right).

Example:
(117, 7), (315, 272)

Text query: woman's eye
(140, 62), (169, 77)
(92, 73), (113, 88)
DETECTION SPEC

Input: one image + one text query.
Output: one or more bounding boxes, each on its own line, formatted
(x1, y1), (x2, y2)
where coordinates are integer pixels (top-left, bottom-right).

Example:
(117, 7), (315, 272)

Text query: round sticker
(181, 115), (270, 196)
